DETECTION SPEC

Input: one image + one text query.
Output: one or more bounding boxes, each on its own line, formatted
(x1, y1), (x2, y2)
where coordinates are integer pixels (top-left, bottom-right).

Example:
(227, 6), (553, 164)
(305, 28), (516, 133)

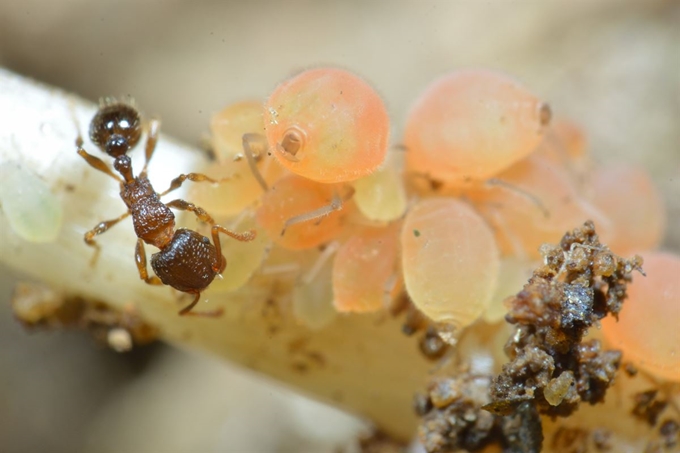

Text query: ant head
(89, 103), (142, 157)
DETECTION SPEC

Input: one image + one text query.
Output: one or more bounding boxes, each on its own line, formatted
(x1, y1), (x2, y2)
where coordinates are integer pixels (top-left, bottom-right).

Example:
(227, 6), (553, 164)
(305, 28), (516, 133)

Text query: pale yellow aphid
(351, 154), (407, 223)
(206, 213), (271, 294)
(401, 198), (500, 331)
(292, 243), (339, 330)
(190, 101), (284, 216)
(482, 256), (536, 323)
(0, 161), (63, 243)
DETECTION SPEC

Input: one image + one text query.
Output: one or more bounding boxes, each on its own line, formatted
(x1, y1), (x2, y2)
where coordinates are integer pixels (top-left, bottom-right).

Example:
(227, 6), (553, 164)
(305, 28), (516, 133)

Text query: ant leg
(211, 225), (257, 272)
(178, 291), (223, 317)
(242, 133), (269, 192)
(76, 144), (123, 182)
(165, 199), (216, 224)
(141, 118), (161, 175)
(84, 212), (130, 264)
(158, 172), (234, 197)
(134, 239), (163, 285)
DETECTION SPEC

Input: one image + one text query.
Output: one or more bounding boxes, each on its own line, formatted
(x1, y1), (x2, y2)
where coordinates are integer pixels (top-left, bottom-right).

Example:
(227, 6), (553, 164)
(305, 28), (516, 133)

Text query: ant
(75, 100), (256, 317)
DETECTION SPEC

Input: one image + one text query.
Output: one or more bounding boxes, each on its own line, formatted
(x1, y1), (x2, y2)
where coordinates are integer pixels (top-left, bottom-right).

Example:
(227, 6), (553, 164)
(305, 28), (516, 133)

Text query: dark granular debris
(659, 419), (679, 449)
(11, 283), (158, 352)
(358, 430), (408, 453)
(501, 401), (543, 453)
(551, 426), (589, 453)
(419, 327), (449, 360)
(485, 221), (642, 418)
(592, 428), (612, 451)
(632, 390), (669, 426)
(623, 362), (639, 377)
(416, 371), (543, 453)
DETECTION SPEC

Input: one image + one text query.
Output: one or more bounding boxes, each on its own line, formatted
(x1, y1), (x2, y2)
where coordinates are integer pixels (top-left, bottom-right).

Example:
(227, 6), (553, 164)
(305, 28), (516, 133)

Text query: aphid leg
(178, 291), (223, 317)
(281, 190), (346, 237)
(485, 178), (551, 218)
(76, 145), (123, 182)
(84, 212), (130, 265)
(211, 225), (257, 272)
(242, 133), (269, 192)
(158, 172), (234, 197)
(134, 239), (163, 285)
(140, 118), (161, 175)
(165, 199), (216, 225)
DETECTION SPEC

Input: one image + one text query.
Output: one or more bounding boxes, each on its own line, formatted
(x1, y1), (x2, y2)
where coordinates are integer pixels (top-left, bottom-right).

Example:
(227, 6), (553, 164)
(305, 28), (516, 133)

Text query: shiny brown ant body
(76, 101), (255, 317)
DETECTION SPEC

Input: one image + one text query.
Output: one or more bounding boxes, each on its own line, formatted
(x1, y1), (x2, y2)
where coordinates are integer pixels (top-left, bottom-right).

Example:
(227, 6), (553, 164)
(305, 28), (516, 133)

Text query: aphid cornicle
(76, 101), (256, 317)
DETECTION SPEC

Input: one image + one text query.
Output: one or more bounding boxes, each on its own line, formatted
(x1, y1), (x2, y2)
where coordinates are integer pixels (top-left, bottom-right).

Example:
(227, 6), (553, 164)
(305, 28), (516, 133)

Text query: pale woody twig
(0, 68), (431, 440)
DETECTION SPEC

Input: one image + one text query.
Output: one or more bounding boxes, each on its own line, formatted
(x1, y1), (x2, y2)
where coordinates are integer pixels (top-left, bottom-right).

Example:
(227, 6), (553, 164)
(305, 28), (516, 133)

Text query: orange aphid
(534, 118), (590, 184)
(552, 118), (587, 161)
(601, 252), (680, 382)
(466, 155), (608, 259)
(190, 101), (284, 216)
(587, 164), (666, 256)
(264, 67), (389, 183)
(332, 225), (399, 313)
(255, 174), (347, 250)
(401, 198), (500, 329)
(404, 69), (550, 185)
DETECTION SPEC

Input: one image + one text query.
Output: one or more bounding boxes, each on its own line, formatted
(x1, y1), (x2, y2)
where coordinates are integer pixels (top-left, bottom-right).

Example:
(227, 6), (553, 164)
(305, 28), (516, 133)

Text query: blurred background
(0, 1), (678, 452)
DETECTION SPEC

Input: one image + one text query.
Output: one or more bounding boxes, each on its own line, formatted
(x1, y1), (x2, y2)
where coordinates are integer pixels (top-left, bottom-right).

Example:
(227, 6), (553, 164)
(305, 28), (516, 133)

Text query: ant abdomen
(89, 103), (142, 157)
(151, 229), (223, 293)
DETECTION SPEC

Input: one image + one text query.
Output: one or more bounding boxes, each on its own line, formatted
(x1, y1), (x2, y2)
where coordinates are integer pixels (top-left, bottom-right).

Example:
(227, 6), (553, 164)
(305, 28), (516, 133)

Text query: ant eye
(89, 103), (142, 156)
(404, 69), (550, 185)
(264, 67), (390, 183)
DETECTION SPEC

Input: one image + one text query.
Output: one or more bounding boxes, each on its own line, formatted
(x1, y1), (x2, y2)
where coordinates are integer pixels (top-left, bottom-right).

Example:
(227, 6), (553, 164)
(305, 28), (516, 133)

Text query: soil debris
(415, 222), (643, 453)
(486, 221), (642, 417)
(11, 281), (158, 351)
(632, 389), (669, 427)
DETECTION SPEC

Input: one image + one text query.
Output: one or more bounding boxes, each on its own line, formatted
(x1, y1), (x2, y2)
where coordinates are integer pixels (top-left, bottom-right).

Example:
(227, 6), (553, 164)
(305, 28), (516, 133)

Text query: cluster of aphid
(78, 67), (678, 385)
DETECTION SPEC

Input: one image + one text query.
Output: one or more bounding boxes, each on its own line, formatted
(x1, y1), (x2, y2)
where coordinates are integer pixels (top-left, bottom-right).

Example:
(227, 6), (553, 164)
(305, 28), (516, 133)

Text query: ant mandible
(76, 100), (256, 317)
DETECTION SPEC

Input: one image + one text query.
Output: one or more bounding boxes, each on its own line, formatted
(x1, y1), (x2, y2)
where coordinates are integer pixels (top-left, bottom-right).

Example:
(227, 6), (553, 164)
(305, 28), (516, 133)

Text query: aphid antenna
(227, 208), (252, 231)
(259, 262), (301, 276)
(485, 177), (551, 219)
(242, 133), (270, 192)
